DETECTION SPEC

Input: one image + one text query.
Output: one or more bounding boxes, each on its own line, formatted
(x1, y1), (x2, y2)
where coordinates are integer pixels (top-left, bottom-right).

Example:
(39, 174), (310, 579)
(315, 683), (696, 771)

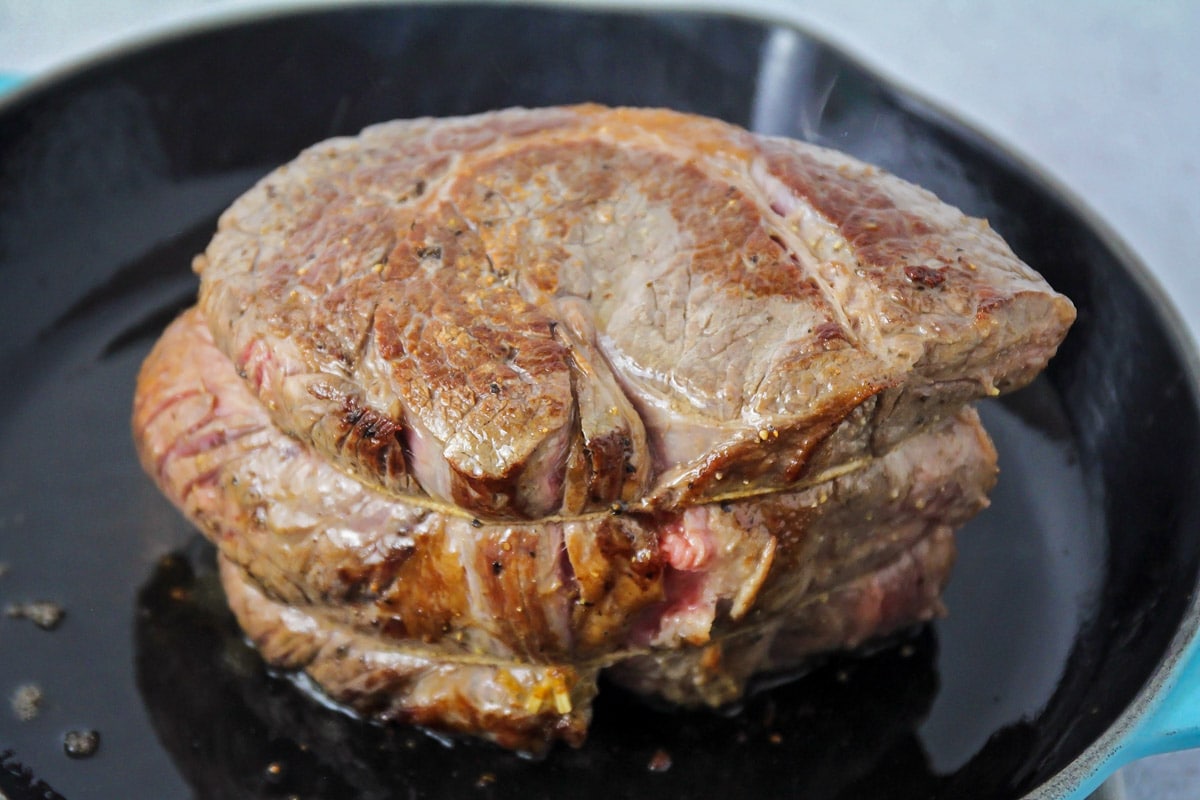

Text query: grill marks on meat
(195, 105), (1072, 521)
(134, 310), (997, 750)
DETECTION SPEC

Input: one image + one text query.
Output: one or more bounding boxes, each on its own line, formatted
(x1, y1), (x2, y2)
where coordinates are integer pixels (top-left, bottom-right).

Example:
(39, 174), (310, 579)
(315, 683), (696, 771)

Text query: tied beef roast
(133, 105), (1073, 753)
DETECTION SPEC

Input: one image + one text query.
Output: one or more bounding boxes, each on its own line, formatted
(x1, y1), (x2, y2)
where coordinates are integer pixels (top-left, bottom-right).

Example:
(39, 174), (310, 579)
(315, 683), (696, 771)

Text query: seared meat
(134, 104), (1071, 753)
(605, 528), (958, 708)
(134, 309), (995, 750)
(195, 105), (1072, 520)
(218, 527), (955, 752)
(217, 555), (599, 751)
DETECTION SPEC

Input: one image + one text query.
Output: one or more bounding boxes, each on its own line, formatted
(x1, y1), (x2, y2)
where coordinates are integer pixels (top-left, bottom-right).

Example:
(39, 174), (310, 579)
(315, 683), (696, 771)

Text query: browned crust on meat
(131, 102), (1074, 753)
(134, 308), (995, 668)
(133, 311), (669, 661)
(134, 304), (1000, 750)
(194, 104), (1072, 521)
(220, 524), (959, 745)
(219, 556), (595, 754)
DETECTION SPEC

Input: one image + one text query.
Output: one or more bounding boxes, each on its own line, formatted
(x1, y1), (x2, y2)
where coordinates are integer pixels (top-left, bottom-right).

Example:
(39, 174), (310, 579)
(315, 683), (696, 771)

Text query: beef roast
(194, 104), (1073, 520)
(134, 308), (995, 751)
(133, 104), (1072, 753)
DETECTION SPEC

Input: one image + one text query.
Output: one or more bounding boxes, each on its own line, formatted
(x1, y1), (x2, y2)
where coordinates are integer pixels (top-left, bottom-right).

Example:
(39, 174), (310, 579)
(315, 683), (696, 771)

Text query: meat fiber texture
(133, 105), (1072, 752)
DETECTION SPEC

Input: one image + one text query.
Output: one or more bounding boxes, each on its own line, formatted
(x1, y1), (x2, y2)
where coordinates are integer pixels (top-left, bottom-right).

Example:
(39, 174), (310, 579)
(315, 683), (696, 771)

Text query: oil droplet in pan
(62, 729), (100, 759)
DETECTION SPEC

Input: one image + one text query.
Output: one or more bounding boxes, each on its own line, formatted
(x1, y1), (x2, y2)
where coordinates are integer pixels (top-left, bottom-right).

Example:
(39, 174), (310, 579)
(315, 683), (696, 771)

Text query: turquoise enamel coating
(1131, 641), (1200, 759)
(1056, 632), (1200, 799)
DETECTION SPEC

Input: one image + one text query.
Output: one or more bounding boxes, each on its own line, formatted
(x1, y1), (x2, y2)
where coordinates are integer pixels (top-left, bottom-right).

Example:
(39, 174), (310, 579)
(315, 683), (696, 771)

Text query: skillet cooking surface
(2, 6), (1198, 799)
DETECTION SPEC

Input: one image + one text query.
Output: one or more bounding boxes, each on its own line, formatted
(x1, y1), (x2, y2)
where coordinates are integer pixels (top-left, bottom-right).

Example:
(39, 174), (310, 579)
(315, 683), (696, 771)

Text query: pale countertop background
(1, 1), (1197, 798)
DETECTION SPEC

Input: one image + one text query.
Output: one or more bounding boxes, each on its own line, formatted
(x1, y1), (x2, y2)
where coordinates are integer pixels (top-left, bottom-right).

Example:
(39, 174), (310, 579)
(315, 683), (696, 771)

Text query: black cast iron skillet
(1, 5), (1198, 799)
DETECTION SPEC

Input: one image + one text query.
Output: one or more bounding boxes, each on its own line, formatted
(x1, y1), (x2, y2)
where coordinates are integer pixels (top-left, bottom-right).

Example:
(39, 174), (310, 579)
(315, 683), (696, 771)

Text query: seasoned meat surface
(134, 309), (996, 748)
(218, 527), (956, 753)
(133, 104), (1072, 752)
(195, 104), (1072, 520)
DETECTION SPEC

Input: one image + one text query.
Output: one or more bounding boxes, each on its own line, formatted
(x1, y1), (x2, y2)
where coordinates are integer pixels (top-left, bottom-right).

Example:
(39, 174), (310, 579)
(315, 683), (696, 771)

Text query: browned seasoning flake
(760, 697), (777, 728)
(5, 601), (65, 631)
(903, 265), (947, 288)
(647, 748), (673, 773)
(10, 683), (43, 721)
(475, 772), (497, 788)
